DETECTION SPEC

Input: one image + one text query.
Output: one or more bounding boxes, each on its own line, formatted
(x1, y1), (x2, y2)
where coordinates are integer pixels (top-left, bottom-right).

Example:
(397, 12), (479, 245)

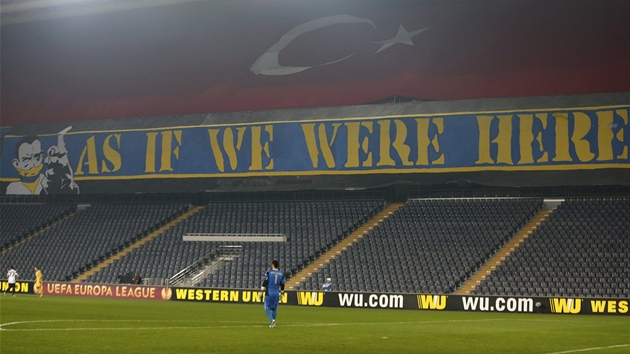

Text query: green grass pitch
(1, 295), (628, 354)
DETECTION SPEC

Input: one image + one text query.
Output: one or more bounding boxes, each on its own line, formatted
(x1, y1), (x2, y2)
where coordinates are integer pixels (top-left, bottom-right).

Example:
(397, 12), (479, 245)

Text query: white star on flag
(373, 25), (430, 54)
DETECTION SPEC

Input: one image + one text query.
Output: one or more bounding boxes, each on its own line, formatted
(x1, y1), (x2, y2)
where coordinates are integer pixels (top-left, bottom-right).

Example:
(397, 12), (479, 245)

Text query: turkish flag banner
(2, 0), (629, 125)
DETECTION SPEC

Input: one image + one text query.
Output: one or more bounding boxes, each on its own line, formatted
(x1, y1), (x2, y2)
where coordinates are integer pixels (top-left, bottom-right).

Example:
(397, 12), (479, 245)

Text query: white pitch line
(544, 344), (629, 354)
(0, 318), (503, 332)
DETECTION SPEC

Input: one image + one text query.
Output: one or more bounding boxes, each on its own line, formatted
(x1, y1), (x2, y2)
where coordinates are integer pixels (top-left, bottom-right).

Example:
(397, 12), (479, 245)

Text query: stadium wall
(1, 93), (628, 195)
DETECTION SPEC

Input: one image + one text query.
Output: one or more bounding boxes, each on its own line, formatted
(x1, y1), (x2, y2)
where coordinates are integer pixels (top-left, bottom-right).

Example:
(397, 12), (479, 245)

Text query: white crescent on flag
(251, 15), (376, 76)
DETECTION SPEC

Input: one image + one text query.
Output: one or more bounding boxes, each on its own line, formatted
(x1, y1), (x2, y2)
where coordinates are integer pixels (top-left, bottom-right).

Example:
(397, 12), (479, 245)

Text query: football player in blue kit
(261, 260), (285, 328)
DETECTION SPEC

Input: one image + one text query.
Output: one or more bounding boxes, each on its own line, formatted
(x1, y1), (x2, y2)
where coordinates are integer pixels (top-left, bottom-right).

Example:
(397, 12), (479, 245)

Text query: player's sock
(265, 307), (273, 321)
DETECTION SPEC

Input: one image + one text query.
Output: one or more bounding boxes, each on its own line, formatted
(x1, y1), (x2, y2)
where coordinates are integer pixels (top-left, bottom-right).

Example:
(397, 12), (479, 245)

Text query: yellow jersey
(35, 270), (43, 284)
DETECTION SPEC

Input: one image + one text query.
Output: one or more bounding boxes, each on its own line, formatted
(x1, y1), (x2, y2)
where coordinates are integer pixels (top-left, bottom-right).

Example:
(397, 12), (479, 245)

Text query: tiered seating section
(298, 198), (542, 293)
(2, 197), (628, 298)
(0, 203), (75, 252)
(88, 201), (384, 286)
(2, 203), (188, 281)
(473, 198), (630, 298)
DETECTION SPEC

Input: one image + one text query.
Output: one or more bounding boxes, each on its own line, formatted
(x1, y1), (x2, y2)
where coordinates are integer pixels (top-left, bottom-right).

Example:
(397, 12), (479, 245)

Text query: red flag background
(2, 0), (629, 125)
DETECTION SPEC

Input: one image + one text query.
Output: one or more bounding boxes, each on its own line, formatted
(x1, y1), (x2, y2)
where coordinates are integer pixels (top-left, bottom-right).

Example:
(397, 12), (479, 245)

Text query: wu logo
(549, 298), (582, 314)
(297, 292), (324, 306)
(417, 295), (447, 310)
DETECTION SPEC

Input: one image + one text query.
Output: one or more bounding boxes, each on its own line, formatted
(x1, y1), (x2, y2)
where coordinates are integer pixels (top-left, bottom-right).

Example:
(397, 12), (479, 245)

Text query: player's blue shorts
(265, 293), (279, 310)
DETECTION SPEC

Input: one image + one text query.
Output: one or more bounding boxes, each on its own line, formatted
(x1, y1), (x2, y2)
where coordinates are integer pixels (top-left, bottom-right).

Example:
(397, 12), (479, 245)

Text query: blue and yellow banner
(1, 105), (628, 194)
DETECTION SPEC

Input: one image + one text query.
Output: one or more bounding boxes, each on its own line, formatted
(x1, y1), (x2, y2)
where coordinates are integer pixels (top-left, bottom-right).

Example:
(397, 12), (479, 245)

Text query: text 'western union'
(174, 288), (287, 303)
(590, 300), (628, 314)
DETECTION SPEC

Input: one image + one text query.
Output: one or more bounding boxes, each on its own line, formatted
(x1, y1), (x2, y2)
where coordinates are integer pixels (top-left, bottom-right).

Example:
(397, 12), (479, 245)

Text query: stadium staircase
(286, 202), (405, 290)
(455, 208), (553, 295)
(0, 211), (76, 256)
(72, 206), (204, 283)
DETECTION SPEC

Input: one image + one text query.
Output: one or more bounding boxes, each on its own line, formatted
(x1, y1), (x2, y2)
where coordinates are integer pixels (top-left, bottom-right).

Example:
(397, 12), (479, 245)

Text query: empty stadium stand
(0, 203), (76, 252)
(85, 200), (385, 287)
(2, 195), (629, 299)
(2, 203), (189, 281)
(473, 198), (630, 298)
(298, 198), (543, 293)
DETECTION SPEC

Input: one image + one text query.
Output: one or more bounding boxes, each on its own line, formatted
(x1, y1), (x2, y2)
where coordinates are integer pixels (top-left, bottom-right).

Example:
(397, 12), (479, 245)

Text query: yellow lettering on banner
(144, 130), (182, 172)
(596, 110), (615, 161)
(230, 290), (239, 302)
(208, 129), (224, 172)
(417, 295), (447, 310)
(376, 120), (394, 167)
(552, 111), (599, 162)
(518, 114), (548, 164)
(475, 115), (513, 165)
(208, 127), (245, 172)
(591, 300), (629, 314)
(415, 118), (430, 165)
(591, 300), (606, 313)
(101, 134), (122, 173)
(75, 136), (99, 175)
(615, 109), (628, 159)
(249, 125), (274, 171)
(252, 292), (263, 303)
(301, 123), (340, 168)
(375, 120), (413, 167)
(550, 298), (581, 314)
(296, 291), (324, 306)
(344, 122), (373, 168)
(495, 115), (513, 164)
(145, 132), (158, 173)
(175, 288), (187, 299)
(212, 290), (220, 301)
(598, 109), (628, 160)
(12, 283), (28, 293)
(159, 130), (182, 172)
(416, 118), (444, 165)
(393, 120), (412, 166)
(552, 113), (571, 162)
(572, 113), (595, 162)
(475, 115), (494, 164)
(225, 128), (245, 171)
(243, 291), (252, 302)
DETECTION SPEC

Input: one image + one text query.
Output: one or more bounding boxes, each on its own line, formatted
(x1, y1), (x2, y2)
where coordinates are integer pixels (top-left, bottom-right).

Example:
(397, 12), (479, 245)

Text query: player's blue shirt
(322, 282), (332, 291)
(264, 269), (285, 295)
